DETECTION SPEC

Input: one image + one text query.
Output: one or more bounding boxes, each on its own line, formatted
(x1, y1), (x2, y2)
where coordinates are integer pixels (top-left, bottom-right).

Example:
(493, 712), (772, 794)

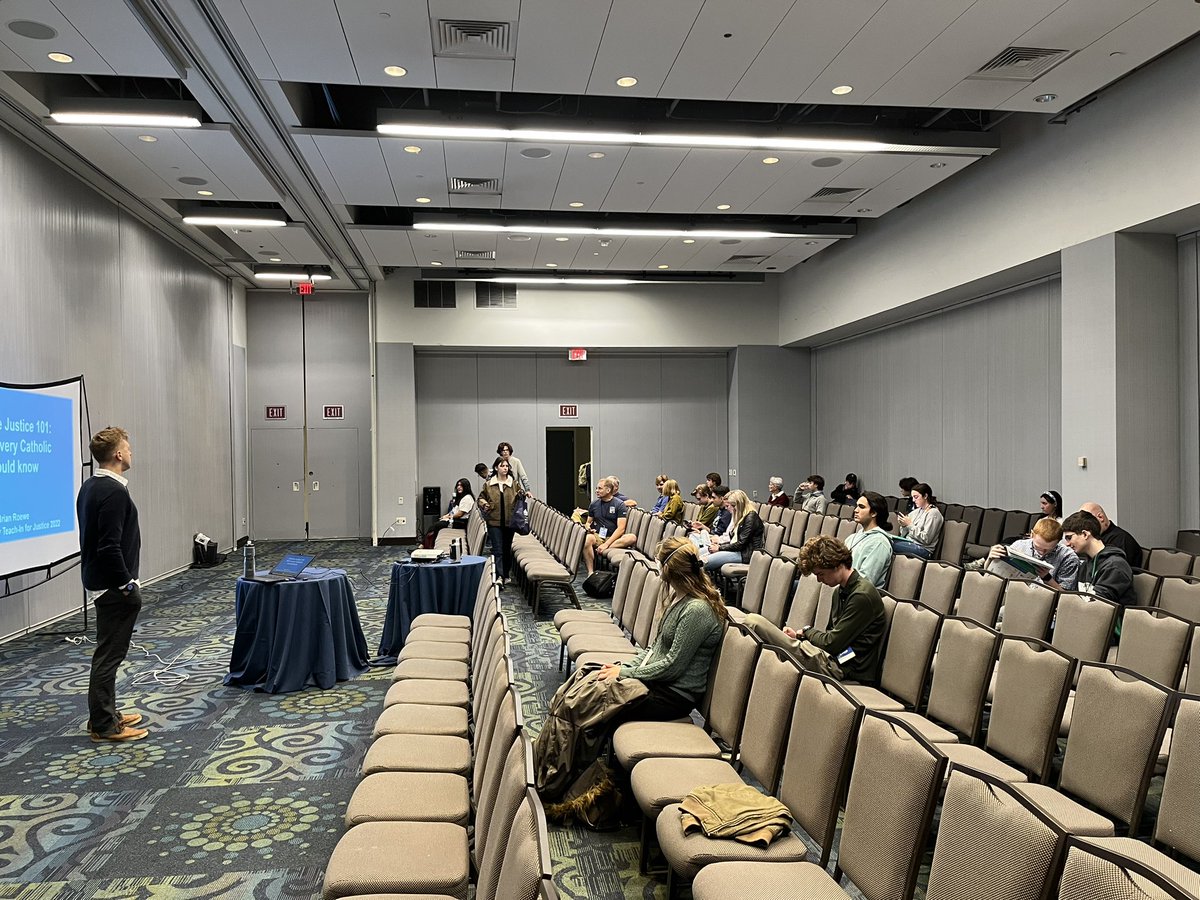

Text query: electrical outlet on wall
(397, 516), (407, 526)
(398, 496), (404, 505)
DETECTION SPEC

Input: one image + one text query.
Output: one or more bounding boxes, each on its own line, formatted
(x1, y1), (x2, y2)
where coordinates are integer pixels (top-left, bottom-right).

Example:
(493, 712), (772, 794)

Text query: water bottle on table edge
(243, 540), (255, 579)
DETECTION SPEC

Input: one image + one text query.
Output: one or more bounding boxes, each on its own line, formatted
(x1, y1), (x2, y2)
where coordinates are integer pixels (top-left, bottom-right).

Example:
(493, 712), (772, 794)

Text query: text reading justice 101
(0, 417), (54, 474)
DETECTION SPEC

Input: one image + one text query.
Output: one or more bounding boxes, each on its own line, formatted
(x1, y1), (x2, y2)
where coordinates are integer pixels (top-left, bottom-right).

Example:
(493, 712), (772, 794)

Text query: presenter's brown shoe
(90, 725), (148, 742)
(82, 712), (143, 731)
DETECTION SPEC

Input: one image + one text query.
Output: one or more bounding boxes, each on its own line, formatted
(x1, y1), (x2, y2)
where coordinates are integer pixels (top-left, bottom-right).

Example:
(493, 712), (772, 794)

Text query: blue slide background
(0, 387), (75, 546)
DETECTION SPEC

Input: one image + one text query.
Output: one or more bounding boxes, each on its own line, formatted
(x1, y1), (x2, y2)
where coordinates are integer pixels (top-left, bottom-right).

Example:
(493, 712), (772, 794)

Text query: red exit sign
(559, 404), (578, 418)
(568, 347), (587, 361)
(297, 282), (315, 295)
(323, 405), (344, 419)
(265, 405), (286, 420)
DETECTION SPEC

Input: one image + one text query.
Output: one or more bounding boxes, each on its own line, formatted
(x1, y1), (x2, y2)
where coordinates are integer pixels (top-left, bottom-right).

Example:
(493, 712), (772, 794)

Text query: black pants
(88, 587), (141, 735)
(488, 525), (516, 577)
(607, 681), (697, 731)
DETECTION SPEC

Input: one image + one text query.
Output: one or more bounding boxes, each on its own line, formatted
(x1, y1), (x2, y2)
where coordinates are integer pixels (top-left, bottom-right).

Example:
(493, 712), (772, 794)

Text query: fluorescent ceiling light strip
(184, 216), (288, 227)
(50, 112), (202, 127)
(380, 123), (891, 153)
(412, 221), (817, 240)
(479, 277), (644, 285)
(254, 272), (332, 281)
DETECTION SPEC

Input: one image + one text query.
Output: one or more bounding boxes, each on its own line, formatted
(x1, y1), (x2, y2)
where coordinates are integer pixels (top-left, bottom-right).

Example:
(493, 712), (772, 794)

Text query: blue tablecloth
(225, 570), (370, 693)
(376, 555), (487, 663)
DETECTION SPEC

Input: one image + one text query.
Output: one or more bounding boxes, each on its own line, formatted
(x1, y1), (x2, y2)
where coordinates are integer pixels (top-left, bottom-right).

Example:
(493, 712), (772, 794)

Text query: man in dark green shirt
(745, 535), (886, 682)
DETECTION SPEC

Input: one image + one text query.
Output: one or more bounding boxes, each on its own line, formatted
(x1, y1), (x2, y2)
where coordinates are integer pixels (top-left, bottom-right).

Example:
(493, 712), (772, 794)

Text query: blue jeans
(891, 539), (932, 559)
(704, 550), (744, 573)
(487, 525), (515, 578)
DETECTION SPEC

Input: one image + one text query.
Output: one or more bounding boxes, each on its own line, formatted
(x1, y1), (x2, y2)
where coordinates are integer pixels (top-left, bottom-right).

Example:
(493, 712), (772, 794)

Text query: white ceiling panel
(312, 135), (399, 205)
(0, 0), (115, 74)
(934, 76), (1026, 112)
(218, 224), (328, 264)
(586, 0), (704, 97)
(496, 235), (536, 268)
(294, 134), (345, 204)
(434, 57), (513, 91)
(51, 0), (178, 77)
(46, 124), (178, 196)
(356, 228), (419, 267)
(568, 235), (625, 268)
(703, 152), (819, 213)
(652, 149), (750, 213)
(108, 127), (235, 200)
(380, 138), (447, 207)
(338, 0), (436, 87)
(442, 140), (504, 208)
(609, 237), (665, 270)
(532, 236), (585, 270)
(1016, 0), (1158, 51)
(550, 146), (628, 210)
(240, 0), (359, 84)
(602, 147), (688, 212)
(211, 0), (280, 79)
(409, 230), (456, 267)
(499, 142), (566, 209)
(347, 229), (380, 268)
(273, 225), (330, 262)
(659, 0), (794, 100)
(745, 155), (863, 214)
(798, 0), (977, 104)
(866, 0), (1065, 108)
(0, 40), (32, 71)
(835, 153), (976, 217)
(513, 0), (611, 95)
(179, 128), (280, 201)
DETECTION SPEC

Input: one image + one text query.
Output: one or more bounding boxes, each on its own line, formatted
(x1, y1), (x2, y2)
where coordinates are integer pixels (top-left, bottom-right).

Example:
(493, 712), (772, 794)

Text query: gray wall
(1179, 233), (1200, 531)
(728, 346), (811, 497)
(0, 126), (234, 638)
(812, 279), (1061, 511)
(412, 352), (730, 516)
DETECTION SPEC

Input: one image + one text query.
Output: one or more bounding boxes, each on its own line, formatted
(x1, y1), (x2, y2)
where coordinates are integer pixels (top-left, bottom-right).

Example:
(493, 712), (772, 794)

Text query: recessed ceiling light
(657, 264), (669, 269)
(554, 236), (570, 242)
(1034, 93), (1057, 103)
(430, 261), (443, 266)
(856, 208), (872, 213)
(805, 241), (818, 246)
(587, 151), (605, 159)
(930, 162), (948, 169)
(762, 157), (780, 165)
(716, 204), (731, 210)
(545, 263), (558, 267)
(831, 85), (853, 96)
(683, 239), (696, 244)
(615, 76), (638, 87)
(47, 52), (73, 63)
(384, 65), (407, 77)
(593, 252), (600, 256)
(137, 135), (157, 143)
(507, 234), (532, 242)
(270, 257), (282, 262)
(403, 145), (421, 154)
(196, 190), (214, 196)
(415, 197), (432, 203)
(568, 201), (584, 208)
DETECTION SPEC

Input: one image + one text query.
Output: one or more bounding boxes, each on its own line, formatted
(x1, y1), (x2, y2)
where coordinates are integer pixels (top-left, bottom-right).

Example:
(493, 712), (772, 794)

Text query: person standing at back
(78, 427), (148, 742)
(496, 442), (532, 494)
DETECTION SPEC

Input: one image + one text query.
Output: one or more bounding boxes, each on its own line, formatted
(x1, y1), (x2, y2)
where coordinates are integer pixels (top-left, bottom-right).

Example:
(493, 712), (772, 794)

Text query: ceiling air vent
(476, 283), (517, 308)
(808, 186), (868, 202)
(968, 46), (1071, 82)
(726, 254), (769, 264)
(456, 249), (496, 260)
(449, 176), (501, 194)
(414, 280), (456, 309)
(433, 19), (516, 59)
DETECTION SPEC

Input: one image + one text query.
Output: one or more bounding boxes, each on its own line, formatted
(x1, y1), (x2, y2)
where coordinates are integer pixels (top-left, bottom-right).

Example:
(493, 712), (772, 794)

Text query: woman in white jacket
(893, 482), (944, 559)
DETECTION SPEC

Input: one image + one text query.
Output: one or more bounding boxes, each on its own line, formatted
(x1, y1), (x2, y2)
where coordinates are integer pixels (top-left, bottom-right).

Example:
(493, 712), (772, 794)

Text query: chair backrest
(1147, 547), (1196, 577)
(924, 616), (1001, 743)
(760, 556), (797, 626)
(1001, 510), (1032, 541)
(1155, 696), (1200, 862)
(813, 582), (836, 630)
(785, 573), (822, 630)
(826, 502), (843, 519)
(1115, 607), (1193, 690)
(489, 789), (556, 900)
(926, 768), (1065, 900)
(779, 507), (796, 534)
(788, 510), (809, 546)
(987, 637), (1074, 782)
(956, 569), (1005, 627)
(837, 713), (948, 900)
(618, 563), (650, 632)
(1179, 530), (1200, 557)
(803, 512), (824, 544)
(631, 569), (662, 647)
(917, 561), (963, 615)
(1060, 663), (1173, 833)
(1189, 629), (1200, 694)
(938, 519), (970, 565)
(977, 508), (1008, 547)
(879, 601), (941, 708)
(704, 624), (760, 746)
(734, 647), (802, 791)
(1051, 592), (1119, 668)
(764, 521), (786, 556)
(738, 551), (773, 615)
(1134, 571), (1162, 607)
(777, 672), (864, 867)
(1000, 579), (1057, 640)
(607, 555), (638, 623)
(944, 503), (964, 522)
(1158, 576), (1200, 623)
(959, 506), (985, 544)
(476, 728), (535, 899)
(1058, 836), (1200, 900)
(642, 515), (666, 555)
(820, 514), (839, 536)
(836, 517), (858, 540)
(474, 693), (523, 868)
(887, 553), (925, 602)
(838, 503), (855, 521)
(768, 504), (785, 524)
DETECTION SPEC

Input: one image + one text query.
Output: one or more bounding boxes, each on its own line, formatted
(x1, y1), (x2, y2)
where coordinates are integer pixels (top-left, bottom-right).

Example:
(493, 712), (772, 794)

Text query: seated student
(690, 484), (717, 531)
(793, 475), (828, 515)
(892, 483), (944, 559)
(657, 479), (684, 525)
(974, 515), (1080, 590)
(1039, 490), (1064, 524)
(582, 477), (637, 575)
(648, 475), (670, 514)
(703, 489), (765, 573)
(898, 476), (919, 512)
(831, 473), (862, 505)
(423, 477), (475, 547)
(744, 535), (887, 682)
(766, 476), (791, 508)
(694, 485), (731, 534)
(705, 471), (723, 491)
(845, 492), (894, 589)
(1080, 502), (1144, 569)
(1061, 510), (1136, 608)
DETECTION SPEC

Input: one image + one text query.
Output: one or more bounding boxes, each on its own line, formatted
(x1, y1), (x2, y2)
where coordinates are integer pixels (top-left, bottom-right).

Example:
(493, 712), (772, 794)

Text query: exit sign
(297, 282), (315, 295)
(265, 405), (287, 420)
(568, 347), (587, 361)
(559, 404), (578, 418)
(323, 405), (344, 419)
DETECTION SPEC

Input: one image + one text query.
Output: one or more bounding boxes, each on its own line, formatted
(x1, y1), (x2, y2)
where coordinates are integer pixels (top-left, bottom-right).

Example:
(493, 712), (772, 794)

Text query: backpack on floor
(582, 571), (616, 599)
(543, 758), (623, 831)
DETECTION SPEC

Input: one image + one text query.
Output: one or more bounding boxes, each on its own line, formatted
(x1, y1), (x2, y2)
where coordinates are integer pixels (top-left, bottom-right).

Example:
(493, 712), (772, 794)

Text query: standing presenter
(78, 427), (147, 742)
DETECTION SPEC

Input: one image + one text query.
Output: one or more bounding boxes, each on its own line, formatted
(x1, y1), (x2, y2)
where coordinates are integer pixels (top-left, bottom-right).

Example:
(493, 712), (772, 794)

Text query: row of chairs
(510, 498), (587, 615)
(432, 505), (488, 555)
(322, 561), (557, 900)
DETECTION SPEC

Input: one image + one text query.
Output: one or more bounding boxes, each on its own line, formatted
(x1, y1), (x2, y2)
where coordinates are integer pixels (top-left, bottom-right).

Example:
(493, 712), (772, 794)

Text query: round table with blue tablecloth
(376, 555), (487, 663)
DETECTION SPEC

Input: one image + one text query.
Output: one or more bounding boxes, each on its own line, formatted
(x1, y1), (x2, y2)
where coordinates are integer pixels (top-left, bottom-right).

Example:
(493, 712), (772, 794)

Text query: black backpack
(582, 571), (616, 599)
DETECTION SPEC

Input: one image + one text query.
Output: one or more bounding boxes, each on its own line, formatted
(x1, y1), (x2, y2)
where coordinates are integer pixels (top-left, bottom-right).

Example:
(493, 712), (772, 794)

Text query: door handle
(312, 481), (320, 491)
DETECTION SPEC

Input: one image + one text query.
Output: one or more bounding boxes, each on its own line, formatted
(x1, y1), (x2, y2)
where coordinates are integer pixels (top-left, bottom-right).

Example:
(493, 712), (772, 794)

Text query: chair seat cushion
(558, 620), (623, 643)
(1012, 783), (1117, 836)
(575, 650), (641, 669)
(942, 745), (1029, 783)
(691, 861), (846, 900)
(405, 626), (471, 644)
(372, 703), (469, 738)
(655, 802), (809, 880)
(567, 634), (635, 661)
(630, 756), (742, 818)
(612, 721), (720, 769)
(398, 641), (470, 663)
(361, 734), (471, 776)
(384, 679), (469, 709)
(523, 562), (570, 578)
(322, 821), (469, 900)
(391, 659), (469, 682)
(883, 711), (961, 744)
(843, 685), (905, 712)
(719, 564), (749, 578)
(345, 772), (469, 827)
(554, 609), (613, 628)
(410, 613), (471, 630)
(1087, 837), (1200, 895)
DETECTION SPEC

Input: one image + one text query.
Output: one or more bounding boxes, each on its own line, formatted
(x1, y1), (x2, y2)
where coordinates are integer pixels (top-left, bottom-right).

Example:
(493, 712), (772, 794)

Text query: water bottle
(243, 540), (255, 578)
(449, 537), (461, 561)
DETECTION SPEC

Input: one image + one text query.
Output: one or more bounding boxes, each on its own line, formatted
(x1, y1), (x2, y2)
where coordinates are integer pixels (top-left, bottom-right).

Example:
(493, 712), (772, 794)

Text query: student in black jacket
(77, 427), (147, 742)
(1062, 510), (1136, 609)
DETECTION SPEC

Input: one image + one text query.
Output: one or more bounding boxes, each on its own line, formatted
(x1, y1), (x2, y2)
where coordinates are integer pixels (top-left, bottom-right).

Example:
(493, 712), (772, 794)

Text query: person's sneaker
(82, 711), (143, 731)
(90, 725), (148, 742)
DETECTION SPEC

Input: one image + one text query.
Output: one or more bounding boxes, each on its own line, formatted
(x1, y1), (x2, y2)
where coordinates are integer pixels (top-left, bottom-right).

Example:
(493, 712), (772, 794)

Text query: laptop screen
(272, 553), (315, 577)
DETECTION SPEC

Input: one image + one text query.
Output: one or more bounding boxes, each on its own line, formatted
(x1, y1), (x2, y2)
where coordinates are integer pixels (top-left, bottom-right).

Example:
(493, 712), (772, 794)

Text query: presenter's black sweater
(77, 475), (140, 591)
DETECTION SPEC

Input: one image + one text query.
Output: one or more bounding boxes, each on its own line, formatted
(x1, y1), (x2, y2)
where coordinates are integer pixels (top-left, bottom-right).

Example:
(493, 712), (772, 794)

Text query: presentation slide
(0, 380), (85, 579)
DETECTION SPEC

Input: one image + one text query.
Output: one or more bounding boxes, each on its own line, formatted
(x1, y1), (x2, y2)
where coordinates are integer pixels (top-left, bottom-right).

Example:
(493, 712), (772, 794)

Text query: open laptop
(245, 552), (317, 584)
